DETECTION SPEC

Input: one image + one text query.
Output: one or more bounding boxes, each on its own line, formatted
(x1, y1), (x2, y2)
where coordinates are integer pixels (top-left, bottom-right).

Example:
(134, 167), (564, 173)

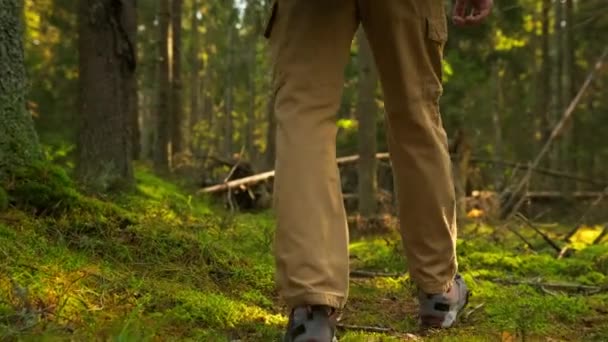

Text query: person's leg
(266, 0), (358, 313)
(358, 0), (468, 327)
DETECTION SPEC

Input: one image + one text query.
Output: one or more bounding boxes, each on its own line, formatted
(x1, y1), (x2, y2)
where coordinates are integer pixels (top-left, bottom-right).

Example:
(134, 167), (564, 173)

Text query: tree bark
(246, 37), (257, 162)
(154, 0), (171, 173)
(124, 0), (139, 160)
(77, 0), (136, 188)
(554, 0), (564, 188)
(224, 21), (235, 158)
(355, 30), (379, 217)
(188, 0), (200, 152)
(0, 0), (42, 182)
(170, 0), (184, 156)
(265, 87), (277, 171)
(539, 0), (551, 146)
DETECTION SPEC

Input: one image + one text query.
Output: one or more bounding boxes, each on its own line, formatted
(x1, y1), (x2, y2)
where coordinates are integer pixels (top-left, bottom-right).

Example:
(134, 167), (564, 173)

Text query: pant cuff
(284, 292), (346, 310)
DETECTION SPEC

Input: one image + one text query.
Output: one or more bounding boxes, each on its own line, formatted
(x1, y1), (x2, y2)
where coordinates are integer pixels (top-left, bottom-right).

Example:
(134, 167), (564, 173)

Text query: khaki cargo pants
(265, 0), (458, 310)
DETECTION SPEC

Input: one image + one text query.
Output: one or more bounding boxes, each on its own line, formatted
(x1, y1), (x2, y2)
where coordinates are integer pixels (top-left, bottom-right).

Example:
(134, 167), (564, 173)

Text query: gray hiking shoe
(418, 274), (471, 328)
(283, 305), (339, 342)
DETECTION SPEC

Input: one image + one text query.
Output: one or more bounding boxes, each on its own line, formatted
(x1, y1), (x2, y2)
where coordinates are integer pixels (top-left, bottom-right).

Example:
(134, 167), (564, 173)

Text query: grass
(1, 162), (607, 341)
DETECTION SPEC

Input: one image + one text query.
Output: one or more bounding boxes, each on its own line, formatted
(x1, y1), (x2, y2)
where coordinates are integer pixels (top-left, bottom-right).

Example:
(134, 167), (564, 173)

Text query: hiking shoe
(418, 274), (471, 328)
(283, 305), (338, 342)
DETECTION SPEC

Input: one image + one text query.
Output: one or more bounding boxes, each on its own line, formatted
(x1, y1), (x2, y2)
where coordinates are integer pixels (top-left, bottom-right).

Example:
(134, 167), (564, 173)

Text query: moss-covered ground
(1, 163), (607, 341)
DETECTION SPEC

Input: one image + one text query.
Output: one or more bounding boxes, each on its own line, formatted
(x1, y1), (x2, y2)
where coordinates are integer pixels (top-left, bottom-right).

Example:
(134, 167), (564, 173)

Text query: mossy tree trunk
(0, 0), (42, 183)
(77, 0), (136, 189)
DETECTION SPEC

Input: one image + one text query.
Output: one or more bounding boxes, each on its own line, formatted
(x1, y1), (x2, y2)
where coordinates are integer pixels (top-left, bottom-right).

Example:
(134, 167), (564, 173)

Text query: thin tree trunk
(554, 0), (564, 189)
(246, 38), (257, 162)
(565, 0), (578, 187)
(124, 0), (140, 160)
(265, 88), (276, 171)
(189, 0), (200, 152)
(540, 0), (551, 145)
(77, 0), (136, 188)
(170, 0), (184, 157)
(224, 22), (235, 157)
(492, 62), (503, 189)
(0, 0), (42, 181)
(154, 0), (171, 173)
(355, 30), (379, 217)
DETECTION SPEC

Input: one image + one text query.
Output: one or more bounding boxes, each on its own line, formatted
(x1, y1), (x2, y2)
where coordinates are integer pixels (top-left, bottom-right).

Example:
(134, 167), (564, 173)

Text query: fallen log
(198, 152), (608, 195)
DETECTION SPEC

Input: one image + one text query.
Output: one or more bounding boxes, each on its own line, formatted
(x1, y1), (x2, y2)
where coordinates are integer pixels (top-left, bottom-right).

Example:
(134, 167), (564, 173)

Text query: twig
(500, 46), (608, 220)
(493, 278), (607, 294)
(505, 223), (537, 252)
(463, 303), (485, 320)
(472, 158), (608, 187)
(349, 270), (404, 278)
(336, 323), (393, 333)
(515, 213), (561, 254)
(563, 185), (608, 242)
(593, 225), (607, 245)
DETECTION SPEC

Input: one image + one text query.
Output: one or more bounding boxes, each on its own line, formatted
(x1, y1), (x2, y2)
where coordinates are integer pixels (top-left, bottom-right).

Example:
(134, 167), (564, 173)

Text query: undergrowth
(0, 161), (606, 341)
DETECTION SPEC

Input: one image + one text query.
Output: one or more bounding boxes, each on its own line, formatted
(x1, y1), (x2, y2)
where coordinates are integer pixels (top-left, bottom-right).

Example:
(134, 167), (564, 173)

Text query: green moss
(1, 163), (606, 341)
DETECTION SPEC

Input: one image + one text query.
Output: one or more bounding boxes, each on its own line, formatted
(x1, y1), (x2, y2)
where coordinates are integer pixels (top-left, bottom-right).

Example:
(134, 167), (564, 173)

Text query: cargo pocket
(263, 1), (279, 39)
(424, 16), (448, 124)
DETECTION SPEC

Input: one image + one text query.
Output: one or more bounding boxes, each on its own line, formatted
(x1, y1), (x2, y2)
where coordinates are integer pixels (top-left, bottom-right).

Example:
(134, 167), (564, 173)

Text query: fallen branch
(563, 185), (608, 242)
(505, 223), (537, 252)
(493, 278), (607, 294)
(471, 159), (608, 187)
(593, 225), (607, 245)
(336, 323), (393, 333)
(349, 270), (404, 278)
(500, 46), (608, 219)
(515, 213), (561, 254)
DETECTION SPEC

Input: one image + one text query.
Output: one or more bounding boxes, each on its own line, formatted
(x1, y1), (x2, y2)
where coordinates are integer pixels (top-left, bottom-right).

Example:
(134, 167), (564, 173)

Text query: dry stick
(222, 146), (246, 212)
(336, 323), (393, 333)
(501, 46), (608, 220)
(563, 185), (608, 242)
(474, 158), (608, 187)
(505, 222), (537, 252)
(593, 225), (608, 245)
(349, 270), (404, 278)
(493, 278), (606, 293)
(515, 213), (561, 253)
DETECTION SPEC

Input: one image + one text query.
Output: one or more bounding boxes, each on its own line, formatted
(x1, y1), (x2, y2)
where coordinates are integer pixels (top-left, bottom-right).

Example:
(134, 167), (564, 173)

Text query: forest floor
(1, 163), (607, 341)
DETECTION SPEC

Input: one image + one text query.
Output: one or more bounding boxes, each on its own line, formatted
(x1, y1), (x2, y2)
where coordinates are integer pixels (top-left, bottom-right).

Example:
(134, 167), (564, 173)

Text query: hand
(452, 0), (493, 26)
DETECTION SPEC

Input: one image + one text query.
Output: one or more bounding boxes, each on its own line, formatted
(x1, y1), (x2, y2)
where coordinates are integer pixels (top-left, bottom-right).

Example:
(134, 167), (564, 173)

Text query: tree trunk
(224, 23), (235, 158)
(124, 0), (139, 160)
(565, 0), (578, 186)
(355, 30), (379, 217)
(554, 0), (564, 189)
(0, 0), (42, 182)
(170, 0), (184, 157)
(492, 62), (503, 189)
(246, 38), (257, 162)
(154, 0), (171, 173)
(188, 0), (200, 152)
(77, 0), (136, 189)
(539, 0), (551, 145)
(264, 87), (276, 171)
